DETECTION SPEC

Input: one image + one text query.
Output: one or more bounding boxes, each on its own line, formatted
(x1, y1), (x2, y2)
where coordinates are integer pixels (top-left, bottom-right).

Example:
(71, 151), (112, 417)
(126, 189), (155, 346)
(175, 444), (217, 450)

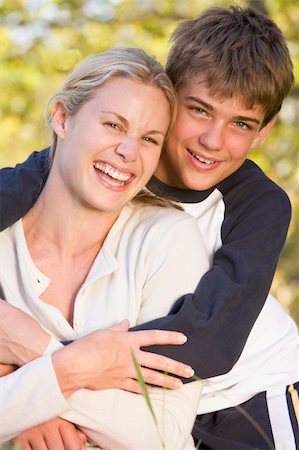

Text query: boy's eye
(235, 121), (251, 130)
(189, 106), (207, 116)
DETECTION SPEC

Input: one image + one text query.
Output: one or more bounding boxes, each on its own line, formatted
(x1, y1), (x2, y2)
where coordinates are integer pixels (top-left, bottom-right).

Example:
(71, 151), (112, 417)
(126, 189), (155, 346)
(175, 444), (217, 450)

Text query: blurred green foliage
(0, 0), (298, 323)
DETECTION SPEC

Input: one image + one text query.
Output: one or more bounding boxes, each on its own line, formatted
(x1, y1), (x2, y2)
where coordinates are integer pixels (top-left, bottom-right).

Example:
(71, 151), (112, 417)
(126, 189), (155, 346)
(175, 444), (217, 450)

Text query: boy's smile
(155, 75), (275, 191)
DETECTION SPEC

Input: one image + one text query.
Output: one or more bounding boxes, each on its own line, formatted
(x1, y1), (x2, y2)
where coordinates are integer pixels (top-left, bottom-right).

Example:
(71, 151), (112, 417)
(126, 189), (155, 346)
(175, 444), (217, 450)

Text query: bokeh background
(0, 0), (298, 324)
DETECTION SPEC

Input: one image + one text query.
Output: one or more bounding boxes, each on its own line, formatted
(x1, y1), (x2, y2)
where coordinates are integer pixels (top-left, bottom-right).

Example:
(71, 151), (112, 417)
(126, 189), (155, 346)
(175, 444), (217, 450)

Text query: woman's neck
(22, 177), (120, 259)
(21, 177), (122, 325)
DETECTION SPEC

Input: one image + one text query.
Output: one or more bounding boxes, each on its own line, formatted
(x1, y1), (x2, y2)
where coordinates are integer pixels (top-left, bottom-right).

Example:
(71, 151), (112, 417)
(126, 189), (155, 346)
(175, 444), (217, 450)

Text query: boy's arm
(0, 148), (49, 231)
(134, 182), (292, 378)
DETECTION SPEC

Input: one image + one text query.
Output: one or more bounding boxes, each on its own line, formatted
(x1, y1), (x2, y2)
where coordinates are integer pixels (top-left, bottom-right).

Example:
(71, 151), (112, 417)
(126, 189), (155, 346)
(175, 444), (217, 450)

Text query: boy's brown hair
(166, 6), (294, 127)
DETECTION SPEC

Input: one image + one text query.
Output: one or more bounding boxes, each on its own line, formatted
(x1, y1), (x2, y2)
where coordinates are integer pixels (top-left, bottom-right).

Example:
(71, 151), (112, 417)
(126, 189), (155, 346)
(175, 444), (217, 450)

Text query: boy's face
(155, 75), (275, 190)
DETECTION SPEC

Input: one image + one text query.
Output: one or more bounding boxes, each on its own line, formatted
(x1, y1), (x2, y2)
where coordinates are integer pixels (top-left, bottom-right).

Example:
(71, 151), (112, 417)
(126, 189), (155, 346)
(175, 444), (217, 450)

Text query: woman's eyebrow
(101, 110), (166, 136)
(101, 111), (129, 127)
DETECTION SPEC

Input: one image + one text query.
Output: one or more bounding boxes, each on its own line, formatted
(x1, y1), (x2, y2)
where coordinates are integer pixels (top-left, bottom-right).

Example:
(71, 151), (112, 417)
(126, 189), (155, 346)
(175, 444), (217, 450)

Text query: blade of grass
(195, 439), (202, 449)
(131, 351), (166, 449)
(0, 443), (20, 450)
(131, 351), (158, 426)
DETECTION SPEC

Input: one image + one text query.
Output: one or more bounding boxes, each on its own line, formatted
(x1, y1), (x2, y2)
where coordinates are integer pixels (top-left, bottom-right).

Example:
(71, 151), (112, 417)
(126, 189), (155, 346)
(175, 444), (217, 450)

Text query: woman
(0, 48), (209, 449)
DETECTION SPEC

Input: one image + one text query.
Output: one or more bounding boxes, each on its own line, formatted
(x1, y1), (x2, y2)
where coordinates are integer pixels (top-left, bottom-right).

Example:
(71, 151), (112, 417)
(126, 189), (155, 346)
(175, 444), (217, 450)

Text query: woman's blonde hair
(45, 47), (179, 210)
(46, 47), (176, 154)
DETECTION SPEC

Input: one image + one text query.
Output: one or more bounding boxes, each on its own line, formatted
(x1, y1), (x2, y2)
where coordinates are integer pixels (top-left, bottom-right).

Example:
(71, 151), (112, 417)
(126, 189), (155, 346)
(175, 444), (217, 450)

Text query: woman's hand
(13, 417), (87, 450)
(0, 363), (17, 376)
(52, 319), (194, 396)
(0, 299), (51, 366)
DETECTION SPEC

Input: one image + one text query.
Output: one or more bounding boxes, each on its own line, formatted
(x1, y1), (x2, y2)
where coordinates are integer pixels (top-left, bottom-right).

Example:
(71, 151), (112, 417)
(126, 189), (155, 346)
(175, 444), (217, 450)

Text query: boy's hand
(13, 417), (87, 450)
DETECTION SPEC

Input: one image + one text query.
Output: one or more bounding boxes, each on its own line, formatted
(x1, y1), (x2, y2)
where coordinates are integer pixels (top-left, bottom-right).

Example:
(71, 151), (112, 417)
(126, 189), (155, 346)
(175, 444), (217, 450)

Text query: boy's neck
(154, 154), (181, 189)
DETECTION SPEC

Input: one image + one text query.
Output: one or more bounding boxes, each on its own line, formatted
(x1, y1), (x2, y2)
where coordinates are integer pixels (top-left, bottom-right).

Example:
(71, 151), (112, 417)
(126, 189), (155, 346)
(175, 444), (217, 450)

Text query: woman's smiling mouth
(93, 162), (132, 187)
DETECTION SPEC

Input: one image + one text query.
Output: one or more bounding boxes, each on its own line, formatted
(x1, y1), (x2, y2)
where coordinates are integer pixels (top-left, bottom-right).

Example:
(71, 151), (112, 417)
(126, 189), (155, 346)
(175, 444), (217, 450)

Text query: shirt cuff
(43, 335), (64, 355)
(1, 354), (70, 443)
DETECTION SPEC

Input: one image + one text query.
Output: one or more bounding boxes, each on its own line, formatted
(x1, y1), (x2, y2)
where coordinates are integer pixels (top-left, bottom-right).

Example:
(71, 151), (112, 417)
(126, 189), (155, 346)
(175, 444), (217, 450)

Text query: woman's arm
(0, 354), (71, 444)
(0, 299), (194, 392)
(59, 212), (209, 450)
(0, 303), (193, 443)
(0, 363), (86, 450)
(0, 299), (51, 366)
(63, 380), (202, 450)
(1, 212), (208, 449)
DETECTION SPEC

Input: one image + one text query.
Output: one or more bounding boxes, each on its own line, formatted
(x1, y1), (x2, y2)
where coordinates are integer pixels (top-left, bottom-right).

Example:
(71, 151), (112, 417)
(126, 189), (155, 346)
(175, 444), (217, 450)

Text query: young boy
(1, 6), (298, 449)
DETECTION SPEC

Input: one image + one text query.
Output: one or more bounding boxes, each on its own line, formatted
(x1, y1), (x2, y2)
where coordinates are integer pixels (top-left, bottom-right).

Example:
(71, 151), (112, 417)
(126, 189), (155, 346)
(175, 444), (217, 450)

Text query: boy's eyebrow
(185, 96), (214, 112)
(185, 96), (261, 125)
(101, 110), (166, 136)
(235, 115), (261, 126)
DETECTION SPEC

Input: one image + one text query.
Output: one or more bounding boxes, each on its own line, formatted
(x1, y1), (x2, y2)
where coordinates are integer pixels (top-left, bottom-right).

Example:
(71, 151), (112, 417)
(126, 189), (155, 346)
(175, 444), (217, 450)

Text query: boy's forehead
(177, 74), (266, 122)
(178, 74), (245, 104)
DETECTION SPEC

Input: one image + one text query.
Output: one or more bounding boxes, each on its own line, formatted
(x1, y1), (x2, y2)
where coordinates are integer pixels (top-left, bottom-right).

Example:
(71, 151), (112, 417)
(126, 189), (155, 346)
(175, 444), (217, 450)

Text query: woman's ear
(251, 116), (276, 149)
(51, 102), (69, 138)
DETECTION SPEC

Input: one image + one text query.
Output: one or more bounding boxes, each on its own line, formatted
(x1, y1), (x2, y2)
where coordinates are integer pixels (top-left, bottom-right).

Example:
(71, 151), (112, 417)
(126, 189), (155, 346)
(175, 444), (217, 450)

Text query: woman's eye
(105, 122), (120, 130)
(143, 136), (159, 145)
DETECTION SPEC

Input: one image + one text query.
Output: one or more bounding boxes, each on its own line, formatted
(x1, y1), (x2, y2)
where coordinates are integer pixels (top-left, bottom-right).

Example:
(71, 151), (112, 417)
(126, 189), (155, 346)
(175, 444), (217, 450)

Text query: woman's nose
(115, 137), (139, 161)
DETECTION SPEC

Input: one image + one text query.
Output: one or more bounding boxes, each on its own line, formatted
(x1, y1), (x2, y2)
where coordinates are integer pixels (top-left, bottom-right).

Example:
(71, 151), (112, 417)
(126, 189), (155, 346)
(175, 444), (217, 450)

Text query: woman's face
(51, 77), (170, 214)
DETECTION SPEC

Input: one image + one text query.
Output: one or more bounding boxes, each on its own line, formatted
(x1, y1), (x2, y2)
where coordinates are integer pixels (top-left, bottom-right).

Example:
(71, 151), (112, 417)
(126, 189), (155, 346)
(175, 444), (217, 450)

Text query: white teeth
(93, 162), (131, 184)
(190, 151), (215, 165)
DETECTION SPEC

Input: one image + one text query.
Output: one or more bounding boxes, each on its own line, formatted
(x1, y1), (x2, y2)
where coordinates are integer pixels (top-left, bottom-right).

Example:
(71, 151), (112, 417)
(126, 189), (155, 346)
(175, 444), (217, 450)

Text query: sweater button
(75, 318), (84, 328)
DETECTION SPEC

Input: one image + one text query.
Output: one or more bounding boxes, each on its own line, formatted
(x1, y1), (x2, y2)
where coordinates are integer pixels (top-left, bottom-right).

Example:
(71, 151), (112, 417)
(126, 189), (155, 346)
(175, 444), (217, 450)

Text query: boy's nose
(199, 123), (223, 152)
